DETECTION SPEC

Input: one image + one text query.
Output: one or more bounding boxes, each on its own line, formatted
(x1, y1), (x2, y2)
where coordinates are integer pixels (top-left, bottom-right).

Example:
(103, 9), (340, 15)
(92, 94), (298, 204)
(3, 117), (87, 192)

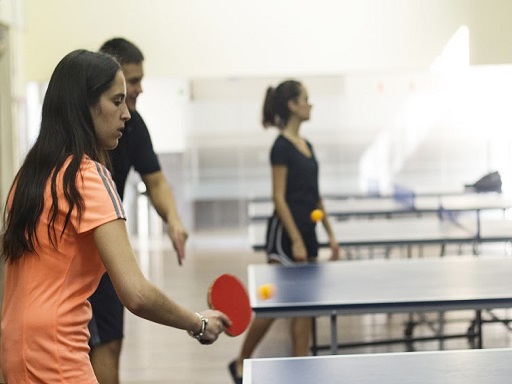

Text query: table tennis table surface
(247, 257), (512, 318)
(248, 192), (512, 220)
(249, 215), (512, 250)
(243, 348), (512, 384)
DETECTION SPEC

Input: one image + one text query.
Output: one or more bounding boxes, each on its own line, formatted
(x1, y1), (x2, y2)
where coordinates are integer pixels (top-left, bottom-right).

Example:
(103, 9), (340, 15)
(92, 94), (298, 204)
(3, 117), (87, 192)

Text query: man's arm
(141, 170), (188, 265)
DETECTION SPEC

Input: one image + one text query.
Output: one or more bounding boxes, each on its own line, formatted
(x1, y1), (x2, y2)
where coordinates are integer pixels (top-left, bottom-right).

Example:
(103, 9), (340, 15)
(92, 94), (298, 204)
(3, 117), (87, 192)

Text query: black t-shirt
(270, 135), (320, 232)
(109, 110), (161, 200)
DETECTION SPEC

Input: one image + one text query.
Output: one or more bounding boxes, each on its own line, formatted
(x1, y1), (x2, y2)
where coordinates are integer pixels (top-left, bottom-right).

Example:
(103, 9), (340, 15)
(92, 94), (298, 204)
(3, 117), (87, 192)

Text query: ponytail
(260, 80), (301, 129)
(262, 87), (276, 128)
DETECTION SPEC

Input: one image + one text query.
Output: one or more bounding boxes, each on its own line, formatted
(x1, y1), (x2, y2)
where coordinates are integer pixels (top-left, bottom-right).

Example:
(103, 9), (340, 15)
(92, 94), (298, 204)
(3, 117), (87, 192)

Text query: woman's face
(290, 85), (312, 122)
(90, 70), (131, 149)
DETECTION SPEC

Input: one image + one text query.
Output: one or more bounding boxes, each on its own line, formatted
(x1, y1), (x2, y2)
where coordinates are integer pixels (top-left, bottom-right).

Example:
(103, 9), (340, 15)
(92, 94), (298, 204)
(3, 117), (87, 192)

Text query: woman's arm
(272, 165), (307, 261)
(93, 219), (230, 343)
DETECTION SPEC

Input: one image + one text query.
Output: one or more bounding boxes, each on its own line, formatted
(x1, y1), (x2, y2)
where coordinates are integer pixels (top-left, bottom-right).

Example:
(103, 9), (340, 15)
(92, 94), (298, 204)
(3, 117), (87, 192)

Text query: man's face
(122, 62), (144, 111)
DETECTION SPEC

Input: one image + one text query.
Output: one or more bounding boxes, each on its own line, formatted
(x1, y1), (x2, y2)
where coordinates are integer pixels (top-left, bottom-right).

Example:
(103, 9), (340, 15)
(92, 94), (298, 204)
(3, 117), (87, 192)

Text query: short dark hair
(99, 37), (144, 65)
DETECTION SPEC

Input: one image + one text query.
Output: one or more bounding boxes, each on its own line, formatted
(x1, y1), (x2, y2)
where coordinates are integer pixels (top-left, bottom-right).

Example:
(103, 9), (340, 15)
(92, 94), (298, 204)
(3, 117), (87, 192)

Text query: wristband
(188, 312), (208, 342)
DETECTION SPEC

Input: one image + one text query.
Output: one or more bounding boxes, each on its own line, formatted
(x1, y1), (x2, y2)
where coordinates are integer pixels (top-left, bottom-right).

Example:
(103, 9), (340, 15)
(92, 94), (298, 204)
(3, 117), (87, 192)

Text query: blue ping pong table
(248, 192), (512, 221)
(243, 348), (512, 384)
(247, 257), (512, 354)
(248, 215), (512, 255)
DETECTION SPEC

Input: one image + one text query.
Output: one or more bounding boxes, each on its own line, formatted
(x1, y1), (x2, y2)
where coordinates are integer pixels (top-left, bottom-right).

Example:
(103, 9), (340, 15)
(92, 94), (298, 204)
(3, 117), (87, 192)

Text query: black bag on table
(465, 171), (502, 193)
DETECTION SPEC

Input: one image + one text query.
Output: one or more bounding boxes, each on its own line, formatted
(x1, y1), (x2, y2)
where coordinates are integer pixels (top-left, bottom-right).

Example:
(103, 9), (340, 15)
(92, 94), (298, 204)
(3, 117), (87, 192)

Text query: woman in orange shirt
(0, 49), (230, 383)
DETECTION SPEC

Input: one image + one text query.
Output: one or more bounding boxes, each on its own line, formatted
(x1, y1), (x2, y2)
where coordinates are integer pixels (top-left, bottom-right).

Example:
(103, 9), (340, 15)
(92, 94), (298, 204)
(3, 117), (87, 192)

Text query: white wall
(23, 0), (512, 81)
(0, 0), (16, 25)
(8, 0), (512, 231)
(0, 0), (24, 203)
(185, 66), (512, 201)
(136, 77), (189, 153)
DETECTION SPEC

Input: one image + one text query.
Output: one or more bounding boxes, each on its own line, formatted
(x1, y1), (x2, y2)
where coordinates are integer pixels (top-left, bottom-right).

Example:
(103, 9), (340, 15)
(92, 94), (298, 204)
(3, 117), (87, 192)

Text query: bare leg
(234, 317), (275, 376)
(291, 317), (311, 356)
(90, 339), (122, 384)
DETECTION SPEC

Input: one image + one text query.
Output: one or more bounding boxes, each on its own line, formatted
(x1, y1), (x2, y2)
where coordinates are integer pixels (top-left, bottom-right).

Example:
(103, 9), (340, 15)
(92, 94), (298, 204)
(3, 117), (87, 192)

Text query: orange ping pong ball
(258, 284), (276, 300)
(310, 209), (324, 222)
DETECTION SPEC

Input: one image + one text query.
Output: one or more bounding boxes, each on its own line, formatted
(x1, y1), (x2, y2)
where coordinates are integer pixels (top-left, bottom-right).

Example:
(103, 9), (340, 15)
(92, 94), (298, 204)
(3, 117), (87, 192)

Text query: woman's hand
(195, 309), (232, 345)
(329, 239), (340, 261)
(292, 239), (308, 262)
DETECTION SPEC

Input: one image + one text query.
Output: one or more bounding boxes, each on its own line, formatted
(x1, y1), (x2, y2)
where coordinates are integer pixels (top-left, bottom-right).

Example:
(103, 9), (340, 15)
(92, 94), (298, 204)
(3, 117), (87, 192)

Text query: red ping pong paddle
(207, 274), (252, 336)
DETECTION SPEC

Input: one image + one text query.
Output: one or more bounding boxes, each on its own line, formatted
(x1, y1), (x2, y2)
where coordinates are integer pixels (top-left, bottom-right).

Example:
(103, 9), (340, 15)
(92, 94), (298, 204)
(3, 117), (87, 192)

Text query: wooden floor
(119, 229), (512, 383)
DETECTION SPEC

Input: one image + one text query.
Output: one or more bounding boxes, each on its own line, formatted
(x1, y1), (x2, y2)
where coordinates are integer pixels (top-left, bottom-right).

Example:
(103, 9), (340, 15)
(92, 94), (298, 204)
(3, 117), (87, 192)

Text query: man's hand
(142, 171), (188, 266)
(168, 220), (188, 265)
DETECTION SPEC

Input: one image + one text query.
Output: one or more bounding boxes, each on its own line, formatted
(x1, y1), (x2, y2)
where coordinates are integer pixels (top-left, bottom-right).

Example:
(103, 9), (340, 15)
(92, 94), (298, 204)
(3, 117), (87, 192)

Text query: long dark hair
(1, 49), (121, 263)
(262, 80), (302, 128)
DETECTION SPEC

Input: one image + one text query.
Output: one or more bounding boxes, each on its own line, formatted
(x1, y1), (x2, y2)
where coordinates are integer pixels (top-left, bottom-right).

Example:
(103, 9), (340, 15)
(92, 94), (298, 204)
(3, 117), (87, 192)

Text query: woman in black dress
(229, 79), (340, 383)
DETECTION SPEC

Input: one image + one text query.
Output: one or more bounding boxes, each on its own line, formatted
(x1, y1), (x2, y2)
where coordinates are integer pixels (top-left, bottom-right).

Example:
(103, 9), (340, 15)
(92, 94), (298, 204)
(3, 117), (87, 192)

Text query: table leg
(311, 317), (317, 356)
(438, 311), (445, 350)
(330, 311), (338, 355)
(476, 310), (483, 348)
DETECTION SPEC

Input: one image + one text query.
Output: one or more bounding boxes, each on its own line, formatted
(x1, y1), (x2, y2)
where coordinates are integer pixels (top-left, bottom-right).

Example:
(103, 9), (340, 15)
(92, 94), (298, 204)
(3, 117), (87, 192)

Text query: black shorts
(265, 215), (318, 265)
(88, 273), (124, 347)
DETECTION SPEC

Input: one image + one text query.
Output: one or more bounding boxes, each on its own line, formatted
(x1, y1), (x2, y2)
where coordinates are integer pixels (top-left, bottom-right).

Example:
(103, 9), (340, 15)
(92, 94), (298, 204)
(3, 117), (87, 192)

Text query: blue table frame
(243, 348), (512, 384)
(248, 192), (512, 221)
(249, 216), (512, 255)
(248, 257), (512, 354)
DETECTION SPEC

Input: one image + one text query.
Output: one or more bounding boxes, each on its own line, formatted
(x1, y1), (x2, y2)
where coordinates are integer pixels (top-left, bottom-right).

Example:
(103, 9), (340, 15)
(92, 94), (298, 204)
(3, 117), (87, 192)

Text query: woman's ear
(287, 98), (297, 114)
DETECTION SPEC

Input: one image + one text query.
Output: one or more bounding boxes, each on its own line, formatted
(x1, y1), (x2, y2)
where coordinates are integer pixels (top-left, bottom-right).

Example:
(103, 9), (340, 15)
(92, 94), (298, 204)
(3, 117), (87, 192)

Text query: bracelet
(188, 312), (208, 342)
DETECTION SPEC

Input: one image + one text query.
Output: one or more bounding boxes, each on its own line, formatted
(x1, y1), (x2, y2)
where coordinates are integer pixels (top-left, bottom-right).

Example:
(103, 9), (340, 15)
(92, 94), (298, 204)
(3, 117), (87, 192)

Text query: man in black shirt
(88, 37), (188, 384)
